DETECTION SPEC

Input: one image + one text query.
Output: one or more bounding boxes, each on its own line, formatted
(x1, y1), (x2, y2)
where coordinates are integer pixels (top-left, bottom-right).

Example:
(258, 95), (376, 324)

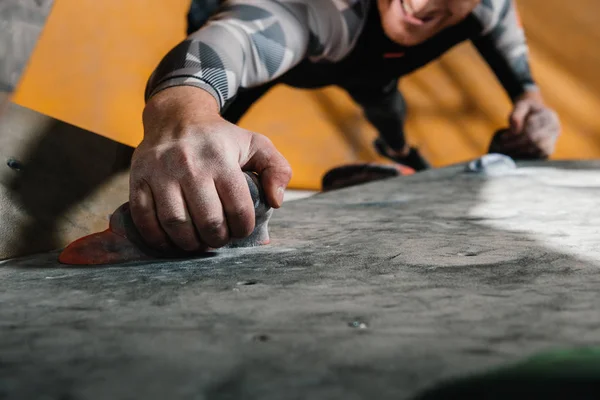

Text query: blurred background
(11, 0), (600, 190)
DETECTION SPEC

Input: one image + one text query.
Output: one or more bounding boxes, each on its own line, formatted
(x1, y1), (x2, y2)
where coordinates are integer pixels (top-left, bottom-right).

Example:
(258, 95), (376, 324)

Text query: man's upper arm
(145, 0), (314, 111)
(472, 0), (537, 101)
(145, 0), (368, 112)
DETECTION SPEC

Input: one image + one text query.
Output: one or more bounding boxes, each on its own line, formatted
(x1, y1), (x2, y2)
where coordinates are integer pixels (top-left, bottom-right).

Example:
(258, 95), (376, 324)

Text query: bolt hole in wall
(6, 158), (24, 171)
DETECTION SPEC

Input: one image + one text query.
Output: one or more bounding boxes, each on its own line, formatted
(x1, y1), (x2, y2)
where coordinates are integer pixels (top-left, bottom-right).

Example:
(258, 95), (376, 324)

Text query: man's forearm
(473, 0), (537, 102)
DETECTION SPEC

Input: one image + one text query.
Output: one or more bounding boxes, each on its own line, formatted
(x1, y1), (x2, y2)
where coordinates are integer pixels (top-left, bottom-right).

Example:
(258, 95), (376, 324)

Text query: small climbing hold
(348, 320), (368, 329)
(465, 153), (517, 177)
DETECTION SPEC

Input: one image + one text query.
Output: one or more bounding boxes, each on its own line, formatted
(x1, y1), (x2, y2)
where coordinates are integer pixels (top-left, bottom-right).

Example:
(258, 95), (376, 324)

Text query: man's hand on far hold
(129, 86), (292, 252)
(490, 90), (561, 159)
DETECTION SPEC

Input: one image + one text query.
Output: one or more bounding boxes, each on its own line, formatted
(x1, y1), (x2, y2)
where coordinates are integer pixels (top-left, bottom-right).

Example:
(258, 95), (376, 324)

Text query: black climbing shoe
(321, 163), (414, 192)
(373, 138), (430, 171)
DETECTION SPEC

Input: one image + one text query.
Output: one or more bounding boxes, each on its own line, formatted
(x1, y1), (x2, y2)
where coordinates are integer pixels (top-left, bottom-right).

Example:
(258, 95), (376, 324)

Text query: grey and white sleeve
(145, 0), (367, 112)
(472, 0), (538, 101)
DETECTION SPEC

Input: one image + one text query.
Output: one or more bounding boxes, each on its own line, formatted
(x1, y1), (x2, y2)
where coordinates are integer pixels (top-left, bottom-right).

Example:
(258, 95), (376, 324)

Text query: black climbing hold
(237, 280), (258, 286)
(253, 334), (270, 342)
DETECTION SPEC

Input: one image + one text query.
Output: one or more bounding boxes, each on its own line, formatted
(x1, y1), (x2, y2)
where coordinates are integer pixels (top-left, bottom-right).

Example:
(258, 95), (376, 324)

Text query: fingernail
(276, 186), (285, 206)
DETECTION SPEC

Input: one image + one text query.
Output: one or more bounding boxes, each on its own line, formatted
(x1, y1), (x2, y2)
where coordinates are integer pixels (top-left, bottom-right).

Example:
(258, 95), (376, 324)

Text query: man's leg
(346, 80), (408, 152)
(344, 80), (430, 171)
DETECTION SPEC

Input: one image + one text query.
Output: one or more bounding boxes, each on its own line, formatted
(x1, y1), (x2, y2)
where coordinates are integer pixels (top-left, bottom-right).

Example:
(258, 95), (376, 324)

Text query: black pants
(221, 79), (408, 152)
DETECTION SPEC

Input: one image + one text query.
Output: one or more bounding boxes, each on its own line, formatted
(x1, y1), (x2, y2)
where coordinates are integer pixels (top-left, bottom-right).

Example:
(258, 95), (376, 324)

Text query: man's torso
(187, 0), (499, 90)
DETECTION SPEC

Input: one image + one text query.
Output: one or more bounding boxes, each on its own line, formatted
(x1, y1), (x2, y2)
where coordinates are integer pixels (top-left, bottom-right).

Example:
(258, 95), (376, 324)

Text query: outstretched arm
(133, 0), (320, 252)
(145, 0), (314, 111)
(132, 0), (367, 252)
(472, 0), (536, 101)
(472, 0), (560, 159)
(145, 0), (366, 111)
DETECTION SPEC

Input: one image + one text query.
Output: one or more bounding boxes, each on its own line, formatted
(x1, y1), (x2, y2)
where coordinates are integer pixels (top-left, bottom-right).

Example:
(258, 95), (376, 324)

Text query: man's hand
(129, 87), (292, 252)
(489, 91), (561, 159)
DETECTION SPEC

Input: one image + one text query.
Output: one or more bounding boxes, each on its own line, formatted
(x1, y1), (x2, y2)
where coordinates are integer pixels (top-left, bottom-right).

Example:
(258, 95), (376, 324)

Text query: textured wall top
(1, 161), (600, 399)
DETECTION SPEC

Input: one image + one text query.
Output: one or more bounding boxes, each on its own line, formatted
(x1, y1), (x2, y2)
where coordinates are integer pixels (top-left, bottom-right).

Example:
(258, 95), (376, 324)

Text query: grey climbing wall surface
(0, 102), (132, 260)
(1, 161), (600, 399)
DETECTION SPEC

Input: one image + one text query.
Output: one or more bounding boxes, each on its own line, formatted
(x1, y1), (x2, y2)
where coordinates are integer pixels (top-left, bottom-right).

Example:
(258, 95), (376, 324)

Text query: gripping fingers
(525, 111), (560, 156)
(215, 170), (255, 239)
(129, 180), (170, 249)
(182, 179), (230, 248)
(245, 135), (292, 209)
(153, 181), (203, 251)
(509, 102), (532, 134)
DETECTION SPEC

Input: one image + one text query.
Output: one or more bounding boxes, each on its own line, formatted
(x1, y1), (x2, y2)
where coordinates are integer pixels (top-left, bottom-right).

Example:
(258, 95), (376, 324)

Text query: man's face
(377, 0), (481, 46)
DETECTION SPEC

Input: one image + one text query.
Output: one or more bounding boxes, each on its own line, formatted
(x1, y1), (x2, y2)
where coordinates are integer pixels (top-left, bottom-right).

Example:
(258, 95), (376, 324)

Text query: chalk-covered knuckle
(177, 146), (204, 174)
(130, 149), (155, 174)
(198, 218), (229, 246)
(128, 174), (148, 195)
(196, 138), (230, 166)
(158, 212), (190, 229)
(154, 145), (199, 179)
(198, 216), (226, 235)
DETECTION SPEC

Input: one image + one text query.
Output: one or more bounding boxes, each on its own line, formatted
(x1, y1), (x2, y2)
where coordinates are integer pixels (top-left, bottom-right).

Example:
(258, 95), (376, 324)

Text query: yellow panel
(13, 0), (190, 148)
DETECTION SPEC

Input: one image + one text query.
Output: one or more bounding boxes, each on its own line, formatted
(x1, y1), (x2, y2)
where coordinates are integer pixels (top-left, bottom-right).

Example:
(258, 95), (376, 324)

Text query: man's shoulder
(283, 0), (371, 61)
(472, 0), (513, 34)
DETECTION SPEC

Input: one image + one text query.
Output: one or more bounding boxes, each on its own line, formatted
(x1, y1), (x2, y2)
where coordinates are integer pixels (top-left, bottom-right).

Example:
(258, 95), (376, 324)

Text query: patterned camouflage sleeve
(472, 0), (538, 101)
(145, 0), (368, 112)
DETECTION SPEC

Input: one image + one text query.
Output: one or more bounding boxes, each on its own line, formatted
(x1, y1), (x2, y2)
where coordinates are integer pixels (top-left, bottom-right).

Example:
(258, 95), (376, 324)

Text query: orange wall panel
(13, 0), (190, 148)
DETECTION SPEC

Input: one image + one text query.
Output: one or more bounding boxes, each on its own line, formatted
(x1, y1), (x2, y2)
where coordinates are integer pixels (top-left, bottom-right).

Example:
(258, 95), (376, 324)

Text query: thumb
(509, 101), (532, 135)
(243, 134), (292, 208)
